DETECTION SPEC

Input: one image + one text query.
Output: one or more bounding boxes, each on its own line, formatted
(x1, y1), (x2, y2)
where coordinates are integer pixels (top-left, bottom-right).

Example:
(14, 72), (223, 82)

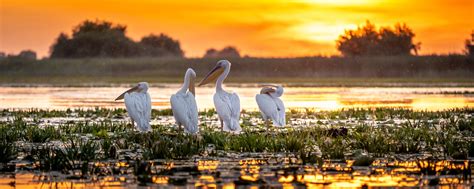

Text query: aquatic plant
(0, 140), (16, 163)
(24, 126), (62, 143)
(0, 107), (471, 170)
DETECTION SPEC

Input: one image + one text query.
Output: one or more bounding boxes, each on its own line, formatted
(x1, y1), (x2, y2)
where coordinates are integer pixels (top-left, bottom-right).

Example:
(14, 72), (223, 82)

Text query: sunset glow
(1, 0), (473, 58)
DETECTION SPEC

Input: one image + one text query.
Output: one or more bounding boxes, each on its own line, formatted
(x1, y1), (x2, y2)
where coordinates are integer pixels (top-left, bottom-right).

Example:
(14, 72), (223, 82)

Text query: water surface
(1, 84), (473, 110)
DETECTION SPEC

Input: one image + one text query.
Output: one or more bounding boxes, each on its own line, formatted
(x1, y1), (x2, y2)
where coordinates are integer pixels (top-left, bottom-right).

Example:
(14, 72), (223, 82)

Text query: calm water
(1, 158), (471, 188)
(0, 84), (473, 110)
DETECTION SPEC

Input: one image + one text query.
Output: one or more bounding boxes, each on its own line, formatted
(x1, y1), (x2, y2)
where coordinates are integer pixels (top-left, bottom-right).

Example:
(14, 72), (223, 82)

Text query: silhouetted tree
(466, 31), (474, 57)
(2, 50), (37, 61)
(139, 34), (184, 57)
(18, 50), (37, 60)
(50, 20), (139, 58)
(50, 20), (184, 58)
(204, 48), (218, 58)
(203, 46), (240, 58)
(50, 33), (72, 58)
(337, 21), (420, 56)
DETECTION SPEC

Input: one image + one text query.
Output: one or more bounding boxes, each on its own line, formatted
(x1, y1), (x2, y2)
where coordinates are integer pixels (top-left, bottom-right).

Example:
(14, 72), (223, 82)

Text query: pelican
(255, 84), (285, 127)
(199, 60), (241, 133)
(170, 68), (199, 134)
(115, 82), (152, 132)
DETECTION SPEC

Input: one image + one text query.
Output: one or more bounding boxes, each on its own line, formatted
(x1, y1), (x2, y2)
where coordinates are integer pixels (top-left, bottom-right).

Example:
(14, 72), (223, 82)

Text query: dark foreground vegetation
(1, 108), (472, 164)
(0, 108), (472, 187)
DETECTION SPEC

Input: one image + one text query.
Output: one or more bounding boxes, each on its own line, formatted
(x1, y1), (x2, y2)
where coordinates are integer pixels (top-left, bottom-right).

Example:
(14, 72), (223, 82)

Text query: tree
(50, 20), (184, 58)
(204, 48), (218, 58)
(50, 33), (72, 58)
(203, 46), (240, 58)
(466, 31), (474, 57)
(139, 34), (184, 57)
(336, 21), (420, 56)
(18, 50), (37, 60)
(50, 20), (139, 58)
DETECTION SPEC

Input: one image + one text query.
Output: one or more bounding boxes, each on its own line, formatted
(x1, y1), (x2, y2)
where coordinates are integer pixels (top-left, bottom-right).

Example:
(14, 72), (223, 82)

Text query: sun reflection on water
(0, 157), (471, 188)
(0, 85), (473, 111)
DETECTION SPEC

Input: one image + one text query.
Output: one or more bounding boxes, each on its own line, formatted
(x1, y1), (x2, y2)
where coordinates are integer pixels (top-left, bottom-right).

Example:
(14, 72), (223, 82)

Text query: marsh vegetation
(0, 108), (472, 187)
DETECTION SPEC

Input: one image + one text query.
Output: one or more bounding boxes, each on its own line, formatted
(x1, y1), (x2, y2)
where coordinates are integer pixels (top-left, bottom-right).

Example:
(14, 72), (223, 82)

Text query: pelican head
(198, 60), (231, 86)
(115, 82), (149, 100)
(260, 84), (284, 97)
(185, 68), (196, 95)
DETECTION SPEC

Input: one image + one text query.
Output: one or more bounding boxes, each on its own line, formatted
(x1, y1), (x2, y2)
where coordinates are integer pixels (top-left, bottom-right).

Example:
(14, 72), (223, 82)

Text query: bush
(203, 46), (240, 58)
(139, 34), (184, 57)
(465, 31), (474, 58)
(50, 20), (183, 58)
(337, 21), (420, 56)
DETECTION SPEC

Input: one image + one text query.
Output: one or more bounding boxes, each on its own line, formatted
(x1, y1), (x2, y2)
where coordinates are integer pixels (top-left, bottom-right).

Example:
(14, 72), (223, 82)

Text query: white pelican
(170, 68), (199, 134)
(255, 84), (285, 126)
(199, 60), (241, 133)
(115, 82), (152, 132)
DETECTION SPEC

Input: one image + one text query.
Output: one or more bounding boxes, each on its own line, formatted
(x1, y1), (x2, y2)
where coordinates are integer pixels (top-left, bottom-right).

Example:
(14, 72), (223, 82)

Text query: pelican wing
(256, 94), (278, 121)
(230, 93), (241, 122)
(170, 93), (199, 133)
(214, 92), (241, 133)
(256, 94), (285, 126)
(273, 97), (286, 126)
(124, 92), (152, 132)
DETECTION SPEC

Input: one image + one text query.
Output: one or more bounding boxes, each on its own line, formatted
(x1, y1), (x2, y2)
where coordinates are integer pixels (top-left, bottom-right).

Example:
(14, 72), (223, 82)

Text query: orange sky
(1, 0), (473, 58)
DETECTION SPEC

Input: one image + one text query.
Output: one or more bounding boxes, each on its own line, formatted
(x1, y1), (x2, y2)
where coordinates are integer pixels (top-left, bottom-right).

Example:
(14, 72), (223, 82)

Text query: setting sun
(301, 0), (376, 5)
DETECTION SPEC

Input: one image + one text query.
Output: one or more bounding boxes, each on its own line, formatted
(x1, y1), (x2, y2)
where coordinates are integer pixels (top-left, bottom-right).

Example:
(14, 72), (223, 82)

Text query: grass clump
(0, 107), (471, 172)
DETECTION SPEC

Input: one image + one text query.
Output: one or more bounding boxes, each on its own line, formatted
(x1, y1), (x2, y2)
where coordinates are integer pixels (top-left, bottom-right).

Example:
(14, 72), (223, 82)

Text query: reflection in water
(0, 158), (471, 188)
(0, 85), (473, 110)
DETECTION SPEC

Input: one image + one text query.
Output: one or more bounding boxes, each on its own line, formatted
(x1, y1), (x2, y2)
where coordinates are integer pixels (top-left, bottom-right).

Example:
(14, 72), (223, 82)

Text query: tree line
(47, 20), (243, 59)
(1, 20), (473, 59)
(336, 21), (420, 56)
(49, 20), (184, 58)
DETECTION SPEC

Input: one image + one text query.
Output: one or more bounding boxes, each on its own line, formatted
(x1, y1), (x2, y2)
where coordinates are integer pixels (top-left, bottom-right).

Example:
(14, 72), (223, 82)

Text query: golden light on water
(197, 160), (219, 171)
(1, 86), (472, 111)
(195, 175), (217, 188)
(152, 176), (169, 184)
(278, 175), (295, 183)
(0, 158), (470, 188)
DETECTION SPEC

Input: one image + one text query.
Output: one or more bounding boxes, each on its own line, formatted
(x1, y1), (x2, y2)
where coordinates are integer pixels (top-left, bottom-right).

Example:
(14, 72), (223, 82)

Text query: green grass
(0, 108), (471, 166)
(0, 108), (471, 188)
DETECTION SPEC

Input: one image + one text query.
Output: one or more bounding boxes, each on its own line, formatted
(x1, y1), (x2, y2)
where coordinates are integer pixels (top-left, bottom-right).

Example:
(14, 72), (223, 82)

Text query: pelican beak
(189, 75), (196, 96)
(198, 65), (224, 86)
(115, 85), (139, 101)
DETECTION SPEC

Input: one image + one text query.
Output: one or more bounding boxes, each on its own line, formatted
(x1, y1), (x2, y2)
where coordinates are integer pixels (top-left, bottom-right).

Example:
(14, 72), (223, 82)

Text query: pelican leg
(220, 119), (224, 131)
(265, 119), (271, 134)
(130, 118), (135, 127)
(175, 122), (182, 132)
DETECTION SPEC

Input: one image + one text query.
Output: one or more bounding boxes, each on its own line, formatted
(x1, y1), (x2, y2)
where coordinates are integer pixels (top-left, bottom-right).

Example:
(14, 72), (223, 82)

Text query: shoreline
(1, 77), (474, 87)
